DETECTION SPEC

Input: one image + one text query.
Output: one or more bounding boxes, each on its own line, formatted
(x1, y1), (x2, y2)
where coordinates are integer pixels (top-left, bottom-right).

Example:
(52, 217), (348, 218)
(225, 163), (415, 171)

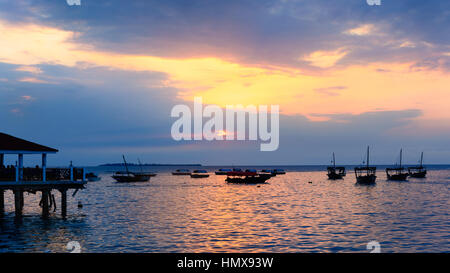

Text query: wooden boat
(112, 171), (152, 183)
(272, 169), (286, 175)
(260, 169), (276, 177)
(172, 169), (191, 175)
(225, 170), (271, 184)
(111, 155), (152, 183)
(190, 170), (209, 178)
(355, 146), (377, 184)
(327, 152), (346, 180)
(408, 152), (427, 178)
(386, 149), (409, 181)
(85, 172), (101, 182)
(215, 168), (233, 175)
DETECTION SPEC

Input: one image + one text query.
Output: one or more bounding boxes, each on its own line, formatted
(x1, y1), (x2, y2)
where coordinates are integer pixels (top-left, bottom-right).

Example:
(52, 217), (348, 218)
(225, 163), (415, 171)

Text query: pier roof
(0, 133), (58, 154)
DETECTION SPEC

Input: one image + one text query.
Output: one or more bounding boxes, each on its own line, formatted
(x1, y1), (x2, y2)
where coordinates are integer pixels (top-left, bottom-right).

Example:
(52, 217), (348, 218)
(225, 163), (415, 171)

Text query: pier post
(42, 153), (47, 182)
(0, 190), (4, 216)
(18, 154), (23, 181)
(0, 153), (4, 167)
(42, 190), (49, 218)
(14, 190), (23, 217)
(61, 189), (67, 218)
(70, 161), (73, 181)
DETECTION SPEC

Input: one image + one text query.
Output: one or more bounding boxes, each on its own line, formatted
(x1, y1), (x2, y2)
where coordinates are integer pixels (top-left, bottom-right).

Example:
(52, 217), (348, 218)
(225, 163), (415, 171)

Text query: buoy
(308, 181), (312, 184)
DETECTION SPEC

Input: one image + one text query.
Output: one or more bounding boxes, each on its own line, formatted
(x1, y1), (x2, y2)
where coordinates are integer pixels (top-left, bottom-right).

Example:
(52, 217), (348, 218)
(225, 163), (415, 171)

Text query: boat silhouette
(354, 146), (376, 185)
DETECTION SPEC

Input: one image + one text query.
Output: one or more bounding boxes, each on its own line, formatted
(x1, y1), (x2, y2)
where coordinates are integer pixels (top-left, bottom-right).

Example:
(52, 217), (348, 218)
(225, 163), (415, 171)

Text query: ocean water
(0, 165), (449, 253)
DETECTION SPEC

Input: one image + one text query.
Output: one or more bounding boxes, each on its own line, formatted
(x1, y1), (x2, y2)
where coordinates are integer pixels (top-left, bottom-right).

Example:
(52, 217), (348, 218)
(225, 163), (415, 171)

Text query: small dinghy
(215, 168), (233, 175)
(190, 170), (209, 178)
(172, 169), (191, 175)
(86, 172), (101, 182)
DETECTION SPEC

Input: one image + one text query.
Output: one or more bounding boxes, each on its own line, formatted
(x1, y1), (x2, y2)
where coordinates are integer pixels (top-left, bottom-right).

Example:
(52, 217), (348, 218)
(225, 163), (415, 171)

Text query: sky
(0, 0), (449, 166)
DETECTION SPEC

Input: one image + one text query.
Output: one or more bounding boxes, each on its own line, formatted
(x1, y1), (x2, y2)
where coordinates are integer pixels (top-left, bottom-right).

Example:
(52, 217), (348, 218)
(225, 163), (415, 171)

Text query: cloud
(314, 86), (347, 96)
(303, 48), (348, 68)
(15, 66), (43, 74)
(345, 24), (375, 36)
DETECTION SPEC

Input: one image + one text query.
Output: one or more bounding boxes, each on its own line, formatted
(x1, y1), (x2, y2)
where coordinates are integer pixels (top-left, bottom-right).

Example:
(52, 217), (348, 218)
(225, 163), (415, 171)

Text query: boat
(327, 152), (346, 180)
(85, 172), (101, 182)
(225, 170), (272, 184)
(190, 170), (209, 178)
(386, 149), (409, 181)
(111, 155), (152, 183)
(172, 169), (191, 175)
(215, 168), (233, 175)
(354, 146), (377, 184)
(260, 169), (276, 177)
(408, 152), (427, 178)
(272, 169), (286, 175)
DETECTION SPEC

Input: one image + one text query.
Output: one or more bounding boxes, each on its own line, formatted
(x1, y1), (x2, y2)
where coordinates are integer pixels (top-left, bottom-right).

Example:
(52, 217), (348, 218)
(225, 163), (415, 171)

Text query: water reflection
(0, 167), (449, 253)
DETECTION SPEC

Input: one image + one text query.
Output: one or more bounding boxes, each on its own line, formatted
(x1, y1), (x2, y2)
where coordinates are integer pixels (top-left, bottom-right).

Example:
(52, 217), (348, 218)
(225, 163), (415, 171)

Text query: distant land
(99, 163), (202, 167)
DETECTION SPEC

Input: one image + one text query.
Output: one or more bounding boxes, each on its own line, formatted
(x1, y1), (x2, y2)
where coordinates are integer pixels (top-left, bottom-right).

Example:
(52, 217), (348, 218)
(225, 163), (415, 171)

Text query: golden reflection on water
(0, 169), (449, 253)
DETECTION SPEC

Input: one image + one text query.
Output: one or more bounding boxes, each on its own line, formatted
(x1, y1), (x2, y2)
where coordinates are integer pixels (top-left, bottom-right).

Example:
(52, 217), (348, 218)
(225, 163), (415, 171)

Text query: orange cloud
(1, 19), (450, 126)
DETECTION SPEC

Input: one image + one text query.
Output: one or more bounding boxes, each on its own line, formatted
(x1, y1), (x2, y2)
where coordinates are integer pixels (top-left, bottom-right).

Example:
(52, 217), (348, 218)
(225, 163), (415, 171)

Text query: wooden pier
(0, 133), (87, 218)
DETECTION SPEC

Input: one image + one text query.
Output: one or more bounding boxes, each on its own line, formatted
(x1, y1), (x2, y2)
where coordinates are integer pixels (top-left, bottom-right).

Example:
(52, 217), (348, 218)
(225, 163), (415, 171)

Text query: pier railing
(0, 166), (86, 182)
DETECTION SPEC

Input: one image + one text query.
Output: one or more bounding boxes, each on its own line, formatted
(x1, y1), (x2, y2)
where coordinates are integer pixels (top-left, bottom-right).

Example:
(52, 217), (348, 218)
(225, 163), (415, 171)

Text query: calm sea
(0, 165), (449, 253)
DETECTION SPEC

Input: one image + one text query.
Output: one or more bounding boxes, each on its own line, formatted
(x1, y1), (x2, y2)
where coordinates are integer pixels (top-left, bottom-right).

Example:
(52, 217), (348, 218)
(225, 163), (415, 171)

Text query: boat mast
(400, 149), (403, 168)
(122, 155), (130, 176)
(420, 152), (424, 167)
(138, 158), (144, 172)
(366, 146), (370, 175)
(333, 152), (336, 168)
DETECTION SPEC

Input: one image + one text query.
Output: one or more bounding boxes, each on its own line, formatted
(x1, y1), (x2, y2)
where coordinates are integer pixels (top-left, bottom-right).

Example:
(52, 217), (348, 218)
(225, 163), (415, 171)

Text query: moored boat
(190, 170), (209, 178)
(355, 146), (377, 185)
(327, 153), (346, 180)
(386, 149), (408, 181)
(225, 170), (271, 184)
(215, 168), (233, 175)
(111, 155), (152, 183)
(112, 171), (152, 183)
(272, 169), (286, 175)
(260, 169), (276, 177)
(86, 172), (101, 182)
(172, 169), (191, 175)
(408, 152), (427, 178)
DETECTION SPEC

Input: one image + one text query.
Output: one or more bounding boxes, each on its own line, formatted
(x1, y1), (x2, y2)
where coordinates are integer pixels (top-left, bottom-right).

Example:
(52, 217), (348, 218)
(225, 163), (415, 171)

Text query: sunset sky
(0, 0), (449, 165)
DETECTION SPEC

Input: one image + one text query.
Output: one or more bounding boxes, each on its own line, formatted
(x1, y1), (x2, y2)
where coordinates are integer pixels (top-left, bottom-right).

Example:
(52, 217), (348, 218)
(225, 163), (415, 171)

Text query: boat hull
(190, 174), (209, 178)
(356, 175), (377, 185)
(172, 172), (191, 176)
(387, 173), (409, 181)
(112, 174), (151, 183)
(215, 171), (228, 175)
(226, 174), (272, 184)
(409, 171), (427, 178)
(327, 173), (344, 180)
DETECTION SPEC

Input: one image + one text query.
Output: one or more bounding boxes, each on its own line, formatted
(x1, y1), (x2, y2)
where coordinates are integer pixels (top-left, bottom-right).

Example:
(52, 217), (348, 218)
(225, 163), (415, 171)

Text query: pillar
(0, 153), (4, 167)
(42, 153), (47, 182)
(14, 190), (23, 217)
(0, 190), (4, 216)
(61, 189), (67, 218)
(18, 154), (23, 181)
(42, 190), (49, 219)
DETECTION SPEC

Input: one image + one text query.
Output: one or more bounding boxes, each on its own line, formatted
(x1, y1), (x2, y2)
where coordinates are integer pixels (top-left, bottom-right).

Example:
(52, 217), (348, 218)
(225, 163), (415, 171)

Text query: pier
(0, 133), (87, 218)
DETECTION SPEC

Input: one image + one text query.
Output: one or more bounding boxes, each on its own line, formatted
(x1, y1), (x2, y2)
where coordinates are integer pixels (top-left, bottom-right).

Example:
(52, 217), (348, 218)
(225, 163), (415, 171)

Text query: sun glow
(1, 20), (450, 126)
